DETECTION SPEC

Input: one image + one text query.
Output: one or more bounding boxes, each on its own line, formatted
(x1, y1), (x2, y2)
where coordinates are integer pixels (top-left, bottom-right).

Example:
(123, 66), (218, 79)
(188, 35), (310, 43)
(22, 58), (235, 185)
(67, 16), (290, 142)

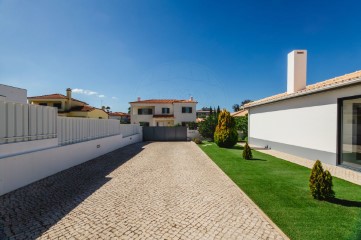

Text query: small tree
(198, 115), (218, 140)
(309, 160), (335, 200)
(214, 110), (238, 148)
(242, 142), (252, 160)
(235, 115), (248, 139)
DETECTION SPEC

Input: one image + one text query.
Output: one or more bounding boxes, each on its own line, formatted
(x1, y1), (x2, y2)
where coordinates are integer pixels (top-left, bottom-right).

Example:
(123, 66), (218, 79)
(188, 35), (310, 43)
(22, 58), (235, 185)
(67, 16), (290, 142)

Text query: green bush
(214, 110), (238, 148)
(242, 142), (253, 160)
(192, 137), (202, 144)
(198, 115), (218, 140)
(235, 115), (248, 138)
(309, 160), (335, 200)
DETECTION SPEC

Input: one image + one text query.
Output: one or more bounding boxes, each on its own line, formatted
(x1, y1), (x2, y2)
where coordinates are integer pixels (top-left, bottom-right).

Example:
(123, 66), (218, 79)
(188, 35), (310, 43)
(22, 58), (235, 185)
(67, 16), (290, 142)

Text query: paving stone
(0, 142), (286, 239)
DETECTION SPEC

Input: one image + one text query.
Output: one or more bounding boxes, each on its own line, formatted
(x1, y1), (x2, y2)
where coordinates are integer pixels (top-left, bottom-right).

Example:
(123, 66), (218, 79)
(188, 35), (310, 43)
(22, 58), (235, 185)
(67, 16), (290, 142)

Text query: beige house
(129, 98), (197, 126)
(28, 88), (109, 119)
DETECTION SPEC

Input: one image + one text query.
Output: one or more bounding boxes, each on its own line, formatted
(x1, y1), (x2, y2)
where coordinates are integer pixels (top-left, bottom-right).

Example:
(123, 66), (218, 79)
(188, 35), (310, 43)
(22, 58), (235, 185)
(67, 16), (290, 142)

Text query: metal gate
(143, 126), (187, 141)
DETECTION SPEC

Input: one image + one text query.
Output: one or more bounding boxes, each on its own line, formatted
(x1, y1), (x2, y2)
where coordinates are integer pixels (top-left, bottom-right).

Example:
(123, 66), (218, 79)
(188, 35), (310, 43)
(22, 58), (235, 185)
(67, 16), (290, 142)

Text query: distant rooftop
(28, 93), (88, 105)
(129, 99), (197, 104)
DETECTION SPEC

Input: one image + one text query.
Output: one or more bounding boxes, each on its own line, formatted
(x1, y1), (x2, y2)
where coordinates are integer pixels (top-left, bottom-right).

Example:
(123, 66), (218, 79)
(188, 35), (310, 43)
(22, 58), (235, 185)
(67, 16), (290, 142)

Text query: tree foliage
(235, 115), (248, 138)
(242, 142), (252, 160)
(309, 160), (335, 200)
(232, 104), (240, 112)
(214, 110), (238, 148)
(241, 99), (252, 106)
(198, 114), (218, 140)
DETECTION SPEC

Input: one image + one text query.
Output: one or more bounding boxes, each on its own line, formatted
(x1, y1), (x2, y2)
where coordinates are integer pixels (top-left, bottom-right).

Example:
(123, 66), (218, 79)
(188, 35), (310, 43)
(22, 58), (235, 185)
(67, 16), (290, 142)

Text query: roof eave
(245, 77), (361, 109)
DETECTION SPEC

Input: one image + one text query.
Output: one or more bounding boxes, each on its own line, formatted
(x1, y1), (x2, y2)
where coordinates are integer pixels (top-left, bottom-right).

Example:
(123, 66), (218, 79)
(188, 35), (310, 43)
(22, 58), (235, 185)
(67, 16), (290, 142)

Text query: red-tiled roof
(245, 70), (361, 108)
(231, 109), (248, 117)
(109, 112), (130, 117)
(153, 114), (175, 118)
(28, 94), (88, 104)
(70, 105), (106, 113)
(129, 99), (197, 104)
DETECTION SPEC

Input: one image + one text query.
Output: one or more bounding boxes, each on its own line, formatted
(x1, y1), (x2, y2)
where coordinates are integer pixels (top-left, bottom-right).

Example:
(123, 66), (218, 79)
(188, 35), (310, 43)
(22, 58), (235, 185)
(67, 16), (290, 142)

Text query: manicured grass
(199, 142), (361, 240)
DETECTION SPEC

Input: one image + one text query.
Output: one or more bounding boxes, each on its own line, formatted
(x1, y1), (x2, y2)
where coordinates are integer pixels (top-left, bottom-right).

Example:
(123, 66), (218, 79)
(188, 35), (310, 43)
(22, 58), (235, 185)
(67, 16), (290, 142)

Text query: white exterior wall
(173, 103), (197, 125)
(0, 133), (142, 196)
(0, 84), (27, 103)
(249, 85), (361, 165)
(130, 102), (196, 126)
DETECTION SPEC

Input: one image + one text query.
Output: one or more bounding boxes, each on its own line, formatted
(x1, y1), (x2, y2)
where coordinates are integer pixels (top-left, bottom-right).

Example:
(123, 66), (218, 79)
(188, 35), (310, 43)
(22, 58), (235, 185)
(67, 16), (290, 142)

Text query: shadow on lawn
(246, 158), (267, 161)
(327, 198), (361, 208)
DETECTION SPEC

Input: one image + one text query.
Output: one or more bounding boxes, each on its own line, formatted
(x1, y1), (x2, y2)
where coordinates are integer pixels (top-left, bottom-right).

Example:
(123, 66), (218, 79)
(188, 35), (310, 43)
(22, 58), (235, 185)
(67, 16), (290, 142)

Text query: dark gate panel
(143, 126), (187, 141)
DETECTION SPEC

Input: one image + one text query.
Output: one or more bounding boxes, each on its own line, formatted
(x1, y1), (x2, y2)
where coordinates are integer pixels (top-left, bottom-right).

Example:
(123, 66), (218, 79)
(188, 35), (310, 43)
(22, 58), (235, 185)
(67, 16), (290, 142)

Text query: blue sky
(1, 0), (361, 112)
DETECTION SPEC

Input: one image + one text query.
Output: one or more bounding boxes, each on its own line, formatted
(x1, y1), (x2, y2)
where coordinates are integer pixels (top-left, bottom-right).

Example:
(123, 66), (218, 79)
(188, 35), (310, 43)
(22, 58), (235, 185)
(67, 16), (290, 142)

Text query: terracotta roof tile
(68, 105), (107, 114)
(28, 94), (88, 104)
(246, 70), (361, 108)
(231, 109), (248, 117)
(129, 99), (197, 104)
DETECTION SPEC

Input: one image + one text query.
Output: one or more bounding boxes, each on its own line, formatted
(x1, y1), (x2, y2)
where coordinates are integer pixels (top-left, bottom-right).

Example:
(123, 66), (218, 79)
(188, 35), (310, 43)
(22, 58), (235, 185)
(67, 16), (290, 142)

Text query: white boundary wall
(0, 133), (142, 196)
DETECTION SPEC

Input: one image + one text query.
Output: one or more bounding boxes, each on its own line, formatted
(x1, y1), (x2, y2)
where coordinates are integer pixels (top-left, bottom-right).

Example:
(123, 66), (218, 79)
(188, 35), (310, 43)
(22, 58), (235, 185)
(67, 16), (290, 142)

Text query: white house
(130, 98), (197, 127)
(0, 84), (27, 103)
(245, 50), (361, 168)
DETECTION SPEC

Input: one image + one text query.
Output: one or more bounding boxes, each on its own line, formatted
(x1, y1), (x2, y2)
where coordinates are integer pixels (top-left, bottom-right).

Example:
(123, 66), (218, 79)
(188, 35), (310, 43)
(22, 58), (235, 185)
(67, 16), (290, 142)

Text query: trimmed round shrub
(214, 110), (238, 148)
(309, 160), (335, 200)
(242, 142), (253, 160)
(192, 137), (202, 144)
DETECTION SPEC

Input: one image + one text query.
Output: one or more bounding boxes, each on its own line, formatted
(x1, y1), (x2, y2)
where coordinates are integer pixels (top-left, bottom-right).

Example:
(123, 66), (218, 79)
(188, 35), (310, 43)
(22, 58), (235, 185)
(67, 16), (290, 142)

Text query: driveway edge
(193, 142), (290, 240)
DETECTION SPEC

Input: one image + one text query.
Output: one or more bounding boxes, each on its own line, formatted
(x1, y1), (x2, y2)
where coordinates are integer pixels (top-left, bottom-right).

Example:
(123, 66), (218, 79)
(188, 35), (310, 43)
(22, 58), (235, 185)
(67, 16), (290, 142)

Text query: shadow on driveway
(0, 142), (147, 240)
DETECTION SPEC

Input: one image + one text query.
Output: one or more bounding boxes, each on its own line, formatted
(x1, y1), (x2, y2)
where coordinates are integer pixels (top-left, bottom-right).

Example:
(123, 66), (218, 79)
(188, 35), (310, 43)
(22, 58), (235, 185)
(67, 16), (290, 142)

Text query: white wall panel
(249, 85), (361, 154)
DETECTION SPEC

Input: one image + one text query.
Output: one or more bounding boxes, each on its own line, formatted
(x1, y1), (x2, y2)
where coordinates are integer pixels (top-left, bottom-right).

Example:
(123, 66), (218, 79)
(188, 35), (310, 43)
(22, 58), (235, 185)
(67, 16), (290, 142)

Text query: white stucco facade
(249, 84), (361, 165)
(130, 100), (197, 126)
(0, 84), (27, 103)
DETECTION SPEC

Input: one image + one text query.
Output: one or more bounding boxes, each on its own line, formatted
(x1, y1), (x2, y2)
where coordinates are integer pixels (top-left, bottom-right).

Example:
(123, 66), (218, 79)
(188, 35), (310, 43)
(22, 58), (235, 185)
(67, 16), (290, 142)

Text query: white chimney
(137, 97), (141, 101)
(287, 50), (307, 94)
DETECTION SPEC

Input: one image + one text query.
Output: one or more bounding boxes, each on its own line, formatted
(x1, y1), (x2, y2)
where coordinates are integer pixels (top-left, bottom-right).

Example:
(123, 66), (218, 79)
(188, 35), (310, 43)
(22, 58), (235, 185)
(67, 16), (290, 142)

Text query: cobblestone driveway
(0, 142), (286, 239)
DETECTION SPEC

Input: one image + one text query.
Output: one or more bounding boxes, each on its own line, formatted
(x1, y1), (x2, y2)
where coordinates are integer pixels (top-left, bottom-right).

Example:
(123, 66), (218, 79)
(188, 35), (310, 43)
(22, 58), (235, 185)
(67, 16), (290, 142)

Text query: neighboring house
(28, 88), (108, 119)
(196, 107), (212, 118)
(0, 84), (27, 103)
(231, 109), (248, 117)
(129, 97), (197, 126)
(109, 112), (130, 123)
(245, 50), (361, 168)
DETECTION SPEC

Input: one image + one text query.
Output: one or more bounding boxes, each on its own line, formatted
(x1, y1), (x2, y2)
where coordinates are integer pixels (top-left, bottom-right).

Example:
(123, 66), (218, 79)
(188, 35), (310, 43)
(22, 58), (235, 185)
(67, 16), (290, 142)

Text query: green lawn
(199, 142), (361, 240)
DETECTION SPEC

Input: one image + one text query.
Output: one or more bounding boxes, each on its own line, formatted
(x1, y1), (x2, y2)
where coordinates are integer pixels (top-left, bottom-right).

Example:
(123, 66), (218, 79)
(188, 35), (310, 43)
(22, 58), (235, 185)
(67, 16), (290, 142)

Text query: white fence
(0, 100), (142, 147)
(0, 100), (57, 144)
(58, 117), (121, 145)
(120, 124), (142, 137)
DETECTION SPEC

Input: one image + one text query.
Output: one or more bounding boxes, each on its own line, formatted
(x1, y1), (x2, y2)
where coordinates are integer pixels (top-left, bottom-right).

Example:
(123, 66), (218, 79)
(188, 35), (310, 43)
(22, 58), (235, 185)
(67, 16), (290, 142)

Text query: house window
(139, 122), (150, 126)
(162, 108), (170, 114)
(138, 108), (153, 115)
(39, 103), (47, 106)
(53, 103), (62, 109)
(339, 96), (361, 167)
(182, 107), (193, 113)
